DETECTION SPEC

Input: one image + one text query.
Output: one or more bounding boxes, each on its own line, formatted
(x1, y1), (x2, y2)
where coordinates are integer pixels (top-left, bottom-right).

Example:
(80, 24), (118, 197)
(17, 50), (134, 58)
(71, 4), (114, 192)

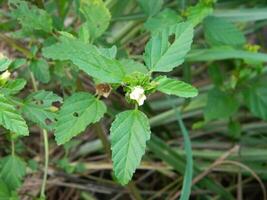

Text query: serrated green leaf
(79, 0), (111, 41)
(111, 110), (151, 185)
(0, 155), (26, 190)
(97, 45), (117, 59)
(204, 88), (239, 121)
(22, 90), (62, 130)
(43, 37), (125, 83)
(243, 79), (267, 120)
(9, 0), (52, 33)
(0, 179), (11, 199)
(144, 8), (182, 33)
(0, 79), (26, 95)
(204, 16), (246, 46)
(0, 57), (12, 72)
(144, 22), (193, 72)
(155, 76), (198, 98)
(138, 0), (163, 17)
(55, 92), (106, 145)
(186, 2), (213, 26)
(30, 59), (51, 84)
(0, 95), (29, 136)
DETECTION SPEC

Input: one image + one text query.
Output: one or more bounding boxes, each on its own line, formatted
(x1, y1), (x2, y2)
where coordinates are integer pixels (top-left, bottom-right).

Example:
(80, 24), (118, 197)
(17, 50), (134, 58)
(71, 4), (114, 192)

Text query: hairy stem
(30, 71), (49, 199)
(11, 136), (15, 157)
(40, 129), (49, 198)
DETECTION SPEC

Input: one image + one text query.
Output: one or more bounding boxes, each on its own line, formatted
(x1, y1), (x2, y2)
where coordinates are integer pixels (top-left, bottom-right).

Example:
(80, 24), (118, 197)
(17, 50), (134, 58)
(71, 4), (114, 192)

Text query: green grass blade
(166, 96), (192, 200)
(187, 48), (267, 62)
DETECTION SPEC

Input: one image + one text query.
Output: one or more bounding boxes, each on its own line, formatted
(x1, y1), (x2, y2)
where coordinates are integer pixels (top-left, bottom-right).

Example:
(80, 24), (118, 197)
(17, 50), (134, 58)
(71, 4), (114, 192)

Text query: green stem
(11, 136), (15, 157)
(94, 123), (111, 158)
(40, 129), (49, 199)
(29, 70), (49, 199)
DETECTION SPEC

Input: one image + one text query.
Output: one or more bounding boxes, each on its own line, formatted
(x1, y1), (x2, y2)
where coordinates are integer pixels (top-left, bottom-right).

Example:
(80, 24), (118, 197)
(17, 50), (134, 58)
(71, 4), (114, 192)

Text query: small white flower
(129, 86), (146, 106)
(0, 70), (11, 80)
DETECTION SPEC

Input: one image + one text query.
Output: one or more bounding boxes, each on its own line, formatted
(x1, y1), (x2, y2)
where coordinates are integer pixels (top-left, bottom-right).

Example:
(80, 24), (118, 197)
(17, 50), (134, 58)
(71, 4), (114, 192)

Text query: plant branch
(0, 33), (34, 59)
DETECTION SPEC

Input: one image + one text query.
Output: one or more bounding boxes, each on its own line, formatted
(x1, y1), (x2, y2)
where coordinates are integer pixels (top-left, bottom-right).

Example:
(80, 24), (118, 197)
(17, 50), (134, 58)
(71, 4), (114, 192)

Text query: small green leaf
(43, 37), (125, 83)
(111, 110), (151, 185)
(204, 16), (246, 46)
(55, 92), (106, 145)
(9, 0), (52, 33)
(144, 8), (182, 33)
(144, 22), (193, 72)
(138, 0), (163, 17)
(120, 59), (148, 75)
(0, 155), (26, 190)
(0, 57), (12, 72)
(79, 0), (111, 41)
(0, 79), (26, 95)
(243, 79), (267, 120)
(30, 59), (51, 84)
(23, 91), (62, 130)
(186, 2), (213, 26)
(204, 88), (239, 121)
(155, 76), (198, 98)
(0, 95), (29, 136)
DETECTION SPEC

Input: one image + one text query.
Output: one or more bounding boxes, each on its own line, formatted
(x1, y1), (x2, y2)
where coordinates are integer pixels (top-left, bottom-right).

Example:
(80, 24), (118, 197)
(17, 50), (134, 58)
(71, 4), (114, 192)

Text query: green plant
(1, 0), (267, 199)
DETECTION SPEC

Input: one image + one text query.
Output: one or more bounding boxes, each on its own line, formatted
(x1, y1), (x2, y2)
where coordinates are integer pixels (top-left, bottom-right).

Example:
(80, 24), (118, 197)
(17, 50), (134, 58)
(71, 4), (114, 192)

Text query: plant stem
(11, 136), (15, 157)
(40, 129), (49, 199)
(94, 123), (111, 158)
(29, 71), (49, 199)
(0, 33), (34, 59)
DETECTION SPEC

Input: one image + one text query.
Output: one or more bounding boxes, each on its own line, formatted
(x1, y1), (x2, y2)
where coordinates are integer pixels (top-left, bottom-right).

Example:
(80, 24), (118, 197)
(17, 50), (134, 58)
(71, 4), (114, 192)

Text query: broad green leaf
(0, 155), (26, 190)
(111, 110), (151, 185)
(79, 0), (111, 41)
(155, 76), (198, 98)
(144, 9), (182, 33)
(22, 91), (62, 130)
(43, 37), (125, 83)
(0, 56), (12, 72)
(9, 0), (52, 33)
(0, 95), (29, 136)
(0, 179), (11, 199)
(55, 92), (106, 145)
(30, 59), (51, 84)
(204, 16), (246, 46)
(78, 23), (90, 43)
(138, 0), (163, 17)
(204, 88), (239, 121)
(97, 46), (117, 59)
(0, 79), (26, 95)
(186, 2), (213, 26)
(120, 59), (148, 75)
(144, 22), (193, 72)
(243, 80), (267, 120)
